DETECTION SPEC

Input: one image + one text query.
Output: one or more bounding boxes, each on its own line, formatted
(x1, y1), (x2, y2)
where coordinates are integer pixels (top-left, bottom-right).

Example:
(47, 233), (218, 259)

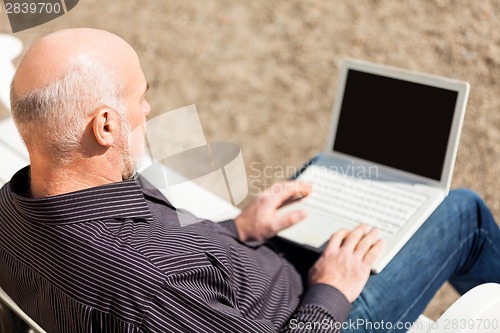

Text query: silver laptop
(278, 59), (469, 273)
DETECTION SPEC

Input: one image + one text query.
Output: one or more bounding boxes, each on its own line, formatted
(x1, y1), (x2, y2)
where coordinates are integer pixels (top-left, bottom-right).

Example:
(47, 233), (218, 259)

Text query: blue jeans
(344, 189), (500, 333)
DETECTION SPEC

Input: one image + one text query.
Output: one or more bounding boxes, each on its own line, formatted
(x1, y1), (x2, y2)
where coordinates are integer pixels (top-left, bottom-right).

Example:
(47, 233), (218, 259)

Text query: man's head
(10, 28), (150, 184)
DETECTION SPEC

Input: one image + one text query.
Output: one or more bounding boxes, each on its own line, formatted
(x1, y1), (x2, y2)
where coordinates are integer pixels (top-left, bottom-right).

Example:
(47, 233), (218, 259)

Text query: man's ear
(91, 107), (117, 147)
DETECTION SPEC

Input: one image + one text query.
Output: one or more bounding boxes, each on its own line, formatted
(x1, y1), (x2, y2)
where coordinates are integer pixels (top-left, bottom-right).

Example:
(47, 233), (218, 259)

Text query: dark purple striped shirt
(0, 167), (350, 332)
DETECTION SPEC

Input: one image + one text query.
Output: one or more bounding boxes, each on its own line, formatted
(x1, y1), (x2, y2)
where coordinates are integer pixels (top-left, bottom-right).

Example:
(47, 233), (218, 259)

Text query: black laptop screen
(333, 69), (458, 181)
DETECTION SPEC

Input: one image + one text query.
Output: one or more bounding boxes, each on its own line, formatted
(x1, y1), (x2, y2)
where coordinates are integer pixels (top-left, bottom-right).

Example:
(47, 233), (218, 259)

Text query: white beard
(120, 121), (139, 180)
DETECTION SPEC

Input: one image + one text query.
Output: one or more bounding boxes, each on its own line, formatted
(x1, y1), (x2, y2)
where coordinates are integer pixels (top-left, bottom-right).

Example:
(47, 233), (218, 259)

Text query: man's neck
(29, 157), (122, 198)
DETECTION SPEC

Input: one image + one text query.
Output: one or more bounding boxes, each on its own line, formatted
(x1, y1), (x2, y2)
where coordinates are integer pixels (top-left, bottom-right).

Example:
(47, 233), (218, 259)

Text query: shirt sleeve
(143, 268), (351, 333)
(280, 283), (352, 332)
(142, 258), (279, 333)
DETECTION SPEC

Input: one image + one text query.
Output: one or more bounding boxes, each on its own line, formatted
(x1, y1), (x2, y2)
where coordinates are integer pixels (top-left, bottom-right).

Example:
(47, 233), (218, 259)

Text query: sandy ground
(1, 0), (499, 321)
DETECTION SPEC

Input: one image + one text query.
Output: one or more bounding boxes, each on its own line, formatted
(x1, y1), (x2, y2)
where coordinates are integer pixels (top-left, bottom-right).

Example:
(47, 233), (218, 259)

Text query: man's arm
(144, 259), (352, 333)
(232, 181), (384, 316)
(234, 182), (383, 301)
(142, 181), (382, 332)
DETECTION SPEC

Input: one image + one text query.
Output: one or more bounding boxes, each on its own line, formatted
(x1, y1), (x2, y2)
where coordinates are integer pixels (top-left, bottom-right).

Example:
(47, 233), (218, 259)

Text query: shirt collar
(10, 166), (154, 225)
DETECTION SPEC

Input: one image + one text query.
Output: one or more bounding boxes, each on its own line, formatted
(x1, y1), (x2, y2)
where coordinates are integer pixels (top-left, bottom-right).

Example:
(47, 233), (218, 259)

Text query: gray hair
(10, 61), (126, 164)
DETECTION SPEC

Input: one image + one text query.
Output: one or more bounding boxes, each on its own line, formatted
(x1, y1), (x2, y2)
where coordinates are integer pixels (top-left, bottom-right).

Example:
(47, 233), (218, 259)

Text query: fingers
(324, 225), (383, 262)
(354, 228), (379, 255)
(363, 239), (384, 266)
(341, 225), (370, 251)
(325, 225), (371, 255)
(324, 228), (349, 255)
(353, 227), (384, 266)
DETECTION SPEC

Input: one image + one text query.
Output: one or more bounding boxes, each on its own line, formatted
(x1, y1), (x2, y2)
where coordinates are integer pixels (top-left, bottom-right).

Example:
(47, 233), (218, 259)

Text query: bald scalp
(10, 28), (137, 164)
(13, 28), (135, 97)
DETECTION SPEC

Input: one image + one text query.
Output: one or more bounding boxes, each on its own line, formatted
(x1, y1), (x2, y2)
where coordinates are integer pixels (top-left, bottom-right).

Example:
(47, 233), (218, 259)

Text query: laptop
(277, 59), (469, 273)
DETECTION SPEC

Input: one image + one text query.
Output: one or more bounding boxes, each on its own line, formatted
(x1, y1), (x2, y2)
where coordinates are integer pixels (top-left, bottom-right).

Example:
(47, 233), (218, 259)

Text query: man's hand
(234, 181), (312, 242)
(308, 225), (384, 303)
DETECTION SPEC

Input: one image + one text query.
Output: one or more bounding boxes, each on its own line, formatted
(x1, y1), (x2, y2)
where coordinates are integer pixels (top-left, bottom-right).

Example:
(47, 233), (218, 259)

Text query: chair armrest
(0, 287), (47, 333)
(408, 283), (500, 333)
(429, 283), (500, 333)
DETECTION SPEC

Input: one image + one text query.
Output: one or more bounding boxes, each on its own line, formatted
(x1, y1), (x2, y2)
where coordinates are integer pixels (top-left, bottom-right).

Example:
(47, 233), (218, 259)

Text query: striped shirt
(0, 167), (350, 332)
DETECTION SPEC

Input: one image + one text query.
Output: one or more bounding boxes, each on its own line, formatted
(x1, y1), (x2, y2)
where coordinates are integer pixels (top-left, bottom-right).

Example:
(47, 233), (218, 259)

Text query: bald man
(1, 29), (499, 333)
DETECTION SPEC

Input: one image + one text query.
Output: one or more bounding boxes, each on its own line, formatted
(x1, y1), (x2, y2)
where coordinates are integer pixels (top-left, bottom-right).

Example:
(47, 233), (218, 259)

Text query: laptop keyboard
(299, 166), (427, 234)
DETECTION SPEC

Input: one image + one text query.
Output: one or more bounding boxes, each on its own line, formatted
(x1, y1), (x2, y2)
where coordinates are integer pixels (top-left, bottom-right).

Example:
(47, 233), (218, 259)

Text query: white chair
(409, 283), (500, 333)
(0, 289), (46, 333)
(0, 34), (28, 185)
